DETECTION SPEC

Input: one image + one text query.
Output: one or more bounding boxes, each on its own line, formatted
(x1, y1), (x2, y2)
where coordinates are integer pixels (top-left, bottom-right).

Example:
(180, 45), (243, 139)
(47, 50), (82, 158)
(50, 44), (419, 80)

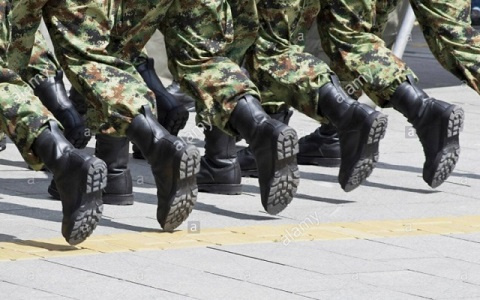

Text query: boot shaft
(31, 71), (74, 114)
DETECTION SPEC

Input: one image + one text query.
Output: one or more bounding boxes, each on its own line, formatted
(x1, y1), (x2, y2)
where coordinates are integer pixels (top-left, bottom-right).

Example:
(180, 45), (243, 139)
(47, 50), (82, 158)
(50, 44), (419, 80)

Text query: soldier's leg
(41, 0), (200, 231)
(410, 0), (480, 94)
(27, 29), (90, 148)
(162, 0), (299, 213)
(1, 2), (106, 244)
(319, 0), (464, 188)
(243, 0), (388, 192)
(111, 2), (189, 138)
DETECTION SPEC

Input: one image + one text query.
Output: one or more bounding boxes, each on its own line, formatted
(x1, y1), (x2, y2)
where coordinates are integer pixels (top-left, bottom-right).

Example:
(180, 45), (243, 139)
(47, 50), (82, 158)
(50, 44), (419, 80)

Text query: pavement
(1, 26), (480, 300)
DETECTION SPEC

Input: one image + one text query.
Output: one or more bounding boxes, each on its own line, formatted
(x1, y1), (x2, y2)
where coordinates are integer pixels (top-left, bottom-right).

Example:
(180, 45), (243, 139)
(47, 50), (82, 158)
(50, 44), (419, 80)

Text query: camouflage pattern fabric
(318, 0), (480, 104)
(410, 0), (480, 94)
(26, 30), (60, 83)
(161, 0), (261, 134)
(0, 0), (56, 169)
(318, 0), (416, 107)
(9, 0), (156, 136)
(244, 0), (331, 122)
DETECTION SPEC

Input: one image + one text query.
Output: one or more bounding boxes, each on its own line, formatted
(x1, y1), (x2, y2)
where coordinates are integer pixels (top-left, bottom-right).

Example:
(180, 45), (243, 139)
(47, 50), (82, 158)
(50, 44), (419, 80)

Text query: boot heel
(160, 146), (200, 231)
(265, 124), (300, 215)
(86, 159), (107, 193)
(447, 106), (464, 139)
(426, 106), (464, 188)
(341, 113), (388, 192)
(66, 159), (106, 245)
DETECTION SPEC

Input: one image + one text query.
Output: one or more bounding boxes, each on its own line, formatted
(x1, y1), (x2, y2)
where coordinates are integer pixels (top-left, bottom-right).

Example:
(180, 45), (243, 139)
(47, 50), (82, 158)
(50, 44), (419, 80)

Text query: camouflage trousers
(161, 0), (336, 131)
(410, 0), (480, 94)
(26, 29), (60, 83)
(244, 0), (332, 122)
(9, 0), (157, 136)
(159, 0), (261, 134)
(318, 0), (480, 105)
(0, 1), (56, 169)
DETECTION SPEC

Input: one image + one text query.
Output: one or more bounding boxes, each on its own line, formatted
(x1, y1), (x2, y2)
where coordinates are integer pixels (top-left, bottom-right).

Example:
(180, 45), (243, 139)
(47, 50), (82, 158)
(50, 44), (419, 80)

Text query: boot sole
(241, 169), (259, 178)
(64, 159), (106, 245)
(103, 193), (134, 205)
(425, 106), (464, 188)
(160, 146), (200, 231)
(264, 127), (300, 215)
(198, 183), (242, 195)
(297, 156), (341, 167)
(341, 114), (388, 192)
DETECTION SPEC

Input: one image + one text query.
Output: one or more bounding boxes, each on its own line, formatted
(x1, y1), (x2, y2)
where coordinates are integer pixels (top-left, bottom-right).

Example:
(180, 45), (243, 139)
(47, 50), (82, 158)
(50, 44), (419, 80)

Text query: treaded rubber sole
(102, 193), (134, 205)
(342, 114), (388, 192)
(297, 155), (341, 167)
(160, 147), (200, 231)
(0, 135), (6, 152)
(264, 128), (300, 215)
(65, 160), (106, 245)
(198, 183), (242, 195)
(426, 106), (464, 188)
(241, 169), (259, 178)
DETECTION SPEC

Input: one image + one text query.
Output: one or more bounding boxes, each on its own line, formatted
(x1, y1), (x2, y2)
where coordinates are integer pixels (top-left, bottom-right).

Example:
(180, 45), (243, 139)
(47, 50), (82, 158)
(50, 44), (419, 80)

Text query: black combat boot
(69, 87), (88, 116)
(48, 135), (134, 205)
(237, 109), (293, 177)
(127, 105), (200, 231)
(33, 121), (106, 245)
(297, 123), (341, 167)
(229, 95), (299, 215)
(95, 135), (133, 205)
(136, 57), (189, 135)
(197, 126), (242, 195)
(133, 58), (190, 159)
(0, 132), (6, 152)
(31, 71), (90, 148)
(389, 75), (464, 188)
(318, 75), (388, 192)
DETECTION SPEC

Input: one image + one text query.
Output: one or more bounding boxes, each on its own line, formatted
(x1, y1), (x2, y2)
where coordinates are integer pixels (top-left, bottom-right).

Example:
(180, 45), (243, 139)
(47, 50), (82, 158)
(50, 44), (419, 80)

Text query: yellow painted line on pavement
(1, 215), (480, 262)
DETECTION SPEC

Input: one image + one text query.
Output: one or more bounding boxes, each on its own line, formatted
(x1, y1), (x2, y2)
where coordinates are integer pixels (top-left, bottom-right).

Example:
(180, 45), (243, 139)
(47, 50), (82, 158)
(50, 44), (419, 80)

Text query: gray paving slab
(385, 257), (480, 286)
(0, 281), (67, 300)
(378, 235), (480, 265)
(299, 284), (426, 300)
(0, 259), (188, 300)
(208, 243), (405, 275)
(349, 270), (480, 299)
(44, 253), (316, 300)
